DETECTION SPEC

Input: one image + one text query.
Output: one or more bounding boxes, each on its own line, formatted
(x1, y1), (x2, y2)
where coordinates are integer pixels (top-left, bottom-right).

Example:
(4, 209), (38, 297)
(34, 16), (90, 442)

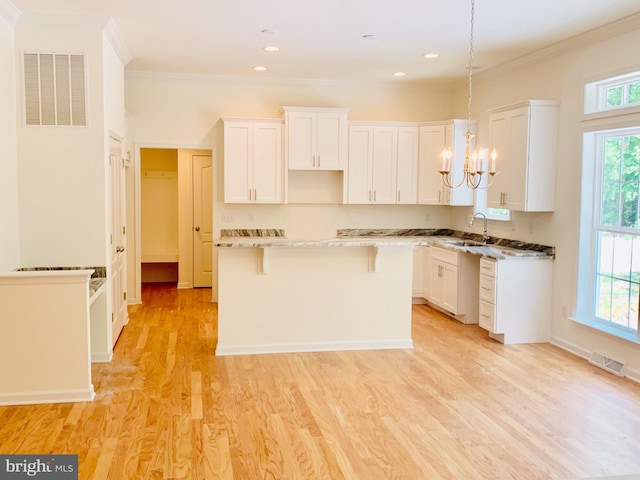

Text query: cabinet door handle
(374, 190), (377, 202)
(254, 189), (257, 201)
(318, 155), (320, 167)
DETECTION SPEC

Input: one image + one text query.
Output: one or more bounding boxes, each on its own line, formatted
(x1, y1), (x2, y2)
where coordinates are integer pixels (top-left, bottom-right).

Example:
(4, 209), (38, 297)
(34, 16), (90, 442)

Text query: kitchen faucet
(469, 212), (490, 244)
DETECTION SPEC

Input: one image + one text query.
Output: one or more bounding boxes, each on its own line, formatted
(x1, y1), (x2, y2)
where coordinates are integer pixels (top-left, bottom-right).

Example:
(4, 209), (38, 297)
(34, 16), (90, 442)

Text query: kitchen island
(214, 232), (424, 356)
(214, 228), (555, 355)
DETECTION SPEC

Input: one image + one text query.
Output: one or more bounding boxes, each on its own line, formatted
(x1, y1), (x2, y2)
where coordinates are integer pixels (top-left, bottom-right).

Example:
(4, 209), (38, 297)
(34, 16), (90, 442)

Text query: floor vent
(588, 352), (625, 376)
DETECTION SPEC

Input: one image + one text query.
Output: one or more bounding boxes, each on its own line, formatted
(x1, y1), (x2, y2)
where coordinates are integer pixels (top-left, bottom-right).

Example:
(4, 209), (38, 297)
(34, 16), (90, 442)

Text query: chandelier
(440, 0), (498, 190)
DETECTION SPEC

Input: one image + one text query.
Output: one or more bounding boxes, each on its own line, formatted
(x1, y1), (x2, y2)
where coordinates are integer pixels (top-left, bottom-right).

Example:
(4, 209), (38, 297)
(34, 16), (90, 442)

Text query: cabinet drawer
(479, 300), (496, 332)
(479, 258), (496, 277)
(430, 246), (458, 265)
(479, 274), (496, 303)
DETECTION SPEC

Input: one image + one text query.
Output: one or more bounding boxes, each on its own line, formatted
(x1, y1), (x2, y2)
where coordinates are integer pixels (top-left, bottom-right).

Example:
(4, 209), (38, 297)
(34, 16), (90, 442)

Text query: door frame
(131, 144), (215, 305)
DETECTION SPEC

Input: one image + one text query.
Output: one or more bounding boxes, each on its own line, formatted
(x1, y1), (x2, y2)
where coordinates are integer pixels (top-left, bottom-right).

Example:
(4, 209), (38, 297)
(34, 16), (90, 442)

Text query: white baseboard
(0, 386), (95, 406)
(216, 339), (414, 356)
(91, 351), (113, 363)
(550, 335), (640, 384)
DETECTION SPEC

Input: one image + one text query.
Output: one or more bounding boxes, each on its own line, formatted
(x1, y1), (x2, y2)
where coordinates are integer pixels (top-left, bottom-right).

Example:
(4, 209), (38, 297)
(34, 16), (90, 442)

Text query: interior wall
(0, 12), (19, 271)
(449, 23), (640, 372)
(15, 19), (106, 267)
(125, 75), (455, 240)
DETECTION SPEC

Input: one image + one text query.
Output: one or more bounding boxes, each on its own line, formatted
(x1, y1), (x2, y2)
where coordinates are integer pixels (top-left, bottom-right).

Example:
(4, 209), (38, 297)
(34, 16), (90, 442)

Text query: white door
(193, 154), (213, 287)
(110, 137), (128, 345)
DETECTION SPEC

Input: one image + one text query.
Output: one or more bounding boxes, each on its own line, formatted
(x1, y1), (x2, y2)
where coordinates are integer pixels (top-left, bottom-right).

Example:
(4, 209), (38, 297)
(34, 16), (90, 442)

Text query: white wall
(449, 20), (640, 372)
(15, 19), (106, 267)
(125, 74), (454, 240)
(0, 9), (19, 271)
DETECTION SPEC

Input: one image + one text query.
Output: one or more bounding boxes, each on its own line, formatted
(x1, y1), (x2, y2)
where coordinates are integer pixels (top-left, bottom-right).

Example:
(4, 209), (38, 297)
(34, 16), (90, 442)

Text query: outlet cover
(222, 214), (234, 222)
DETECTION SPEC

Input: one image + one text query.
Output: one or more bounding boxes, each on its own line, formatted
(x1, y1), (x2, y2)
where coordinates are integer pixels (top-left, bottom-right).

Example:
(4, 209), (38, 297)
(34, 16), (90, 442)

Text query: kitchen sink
(440, 239), (485, 247)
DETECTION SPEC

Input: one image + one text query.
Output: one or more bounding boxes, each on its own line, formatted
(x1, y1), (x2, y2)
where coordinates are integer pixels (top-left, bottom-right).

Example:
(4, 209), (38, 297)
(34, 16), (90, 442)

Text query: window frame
(575, 71), (640, 342)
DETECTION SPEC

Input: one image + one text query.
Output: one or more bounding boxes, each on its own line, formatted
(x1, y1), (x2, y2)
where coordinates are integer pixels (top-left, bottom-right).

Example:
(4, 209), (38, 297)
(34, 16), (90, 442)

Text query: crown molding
(0, 0), (20, 26)
(104, 17), (132, 66)
(124, 70), (453, 89)
(473, 11), (640, 84)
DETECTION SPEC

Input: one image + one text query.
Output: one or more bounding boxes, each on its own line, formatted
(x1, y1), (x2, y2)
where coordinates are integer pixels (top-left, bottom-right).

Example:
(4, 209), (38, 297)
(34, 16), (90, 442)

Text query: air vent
(23, 52), (87, 127)
(588, 352), (625, 376)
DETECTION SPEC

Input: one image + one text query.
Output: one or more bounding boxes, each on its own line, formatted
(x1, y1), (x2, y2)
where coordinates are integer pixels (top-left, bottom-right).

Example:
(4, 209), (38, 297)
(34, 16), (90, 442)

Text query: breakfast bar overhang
(214, 236), (423, 356)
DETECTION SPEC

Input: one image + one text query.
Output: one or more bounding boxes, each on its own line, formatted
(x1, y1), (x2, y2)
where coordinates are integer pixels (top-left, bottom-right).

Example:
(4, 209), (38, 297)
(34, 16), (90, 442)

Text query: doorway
(133, 147), (214, 303)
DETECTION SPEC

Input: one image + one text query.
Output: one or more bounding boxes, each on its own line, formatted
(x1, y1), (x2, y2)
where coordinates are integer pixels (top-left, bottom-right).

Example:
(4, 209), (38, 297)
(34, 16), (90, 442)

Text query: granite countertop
(215, 229), (555, 260)
(14, 266), (107, 302)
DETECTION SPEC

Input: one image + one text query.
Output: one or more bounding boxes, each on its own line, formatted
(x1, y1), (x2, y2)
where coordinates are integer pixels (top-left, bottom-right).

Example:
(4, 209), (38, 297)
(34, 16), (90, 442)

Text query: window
(585, 71), (640, 114)
(601, 78), (640, 110)
(576, 71), (640, 341)
(593, 130), (640, 332)
(486, 207), (510, 221)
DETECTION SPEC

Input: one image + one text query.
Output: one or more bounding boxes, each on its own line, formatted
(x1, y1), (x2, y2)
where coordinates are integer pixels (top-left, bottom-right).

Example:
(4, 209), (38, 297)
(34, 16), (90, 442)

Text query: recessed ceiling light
(261, 29), (277, 35)
(424, 53), (440, 59)
(254, 66), (267, 72)
(263, 46), (280, 52)
(362, 34), (377, 40)
(393, 72), (407, 77)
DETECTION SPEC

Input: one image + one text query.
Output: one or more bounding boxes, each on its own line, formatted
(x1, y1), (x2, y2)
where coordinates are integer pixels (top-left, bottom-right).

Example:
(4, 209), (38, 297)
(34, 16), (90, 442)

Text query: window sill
(569, 316), (639, 344)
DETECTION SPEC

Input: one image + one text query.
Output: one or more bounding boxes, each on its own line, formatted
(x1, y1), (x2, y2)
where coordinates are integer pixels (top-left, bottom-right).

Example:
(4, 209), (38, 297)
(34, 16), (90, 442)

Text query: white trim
(215, 339), (414, 356)
(103, 17), (132, 66)
(124, 69), (451, 87)
(472, 12), (640, 85)
(0, 386), (95, 406)
(550, 335), (640, 385)
(549, 335), (591, 360)
(91, 352), (113, 363)
(0, 0), (20, 26)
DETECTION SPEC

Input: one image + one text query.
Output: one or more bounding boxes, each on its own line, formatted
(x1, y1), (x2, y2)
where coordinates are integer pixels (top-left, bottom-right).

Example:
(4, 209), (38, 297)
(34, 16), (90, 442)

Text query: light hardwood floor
(1, 284), (640, 479)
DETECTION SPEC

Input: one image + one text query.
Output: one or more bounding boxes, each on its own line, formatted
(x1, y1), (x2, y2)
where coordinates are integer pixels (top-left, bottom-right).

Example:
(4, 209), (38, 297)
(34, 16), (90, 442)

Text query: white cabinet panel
(427, 246), (478, 323)
(347, 122), (418, 205)
(488, 100), (559, 212)
(396, 127), (419, 204)
(418, 120), (474, 206)
(223, 118), (283, 204)
(284, 107), (348, 170)
(478, 257), (553, 344)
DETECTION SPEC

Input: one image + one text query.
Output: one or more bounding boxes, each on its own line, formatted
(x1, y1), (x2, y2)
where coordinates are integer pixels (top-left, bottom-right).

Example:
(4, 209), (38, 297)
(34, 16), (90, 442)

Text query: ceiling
(10, 0), (640, 83)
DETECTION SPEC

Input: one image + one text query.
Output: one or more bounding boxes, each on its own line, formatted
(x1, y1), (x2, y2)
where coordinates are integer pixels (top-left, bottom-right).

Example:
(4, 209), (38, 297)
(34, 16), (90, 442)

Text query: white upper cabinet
(283, 107), (348, 170)
(346, 123), (418, 204)
(396, 126), (419, 204)
(487, 100), (559, 212)
(418, 120), (475, 206)
(223, 118), (283, 204)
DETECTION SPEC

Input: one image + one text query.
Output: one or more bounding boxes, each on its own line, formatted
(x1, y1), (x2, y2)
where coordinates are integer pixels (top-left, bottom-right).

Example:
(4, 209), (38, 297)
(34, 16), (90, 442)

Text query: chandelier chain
(467, 0), (475, 135)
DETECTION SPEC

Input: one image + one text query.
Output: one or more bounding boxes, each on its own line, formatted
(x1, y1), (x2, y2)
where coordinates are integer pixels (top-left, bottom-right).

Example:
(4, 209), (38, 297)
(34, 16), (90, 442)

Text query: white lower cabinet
(428, 246), (479, 324)
(412, 246), (426, 299)
(478, 257), (552, 344)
